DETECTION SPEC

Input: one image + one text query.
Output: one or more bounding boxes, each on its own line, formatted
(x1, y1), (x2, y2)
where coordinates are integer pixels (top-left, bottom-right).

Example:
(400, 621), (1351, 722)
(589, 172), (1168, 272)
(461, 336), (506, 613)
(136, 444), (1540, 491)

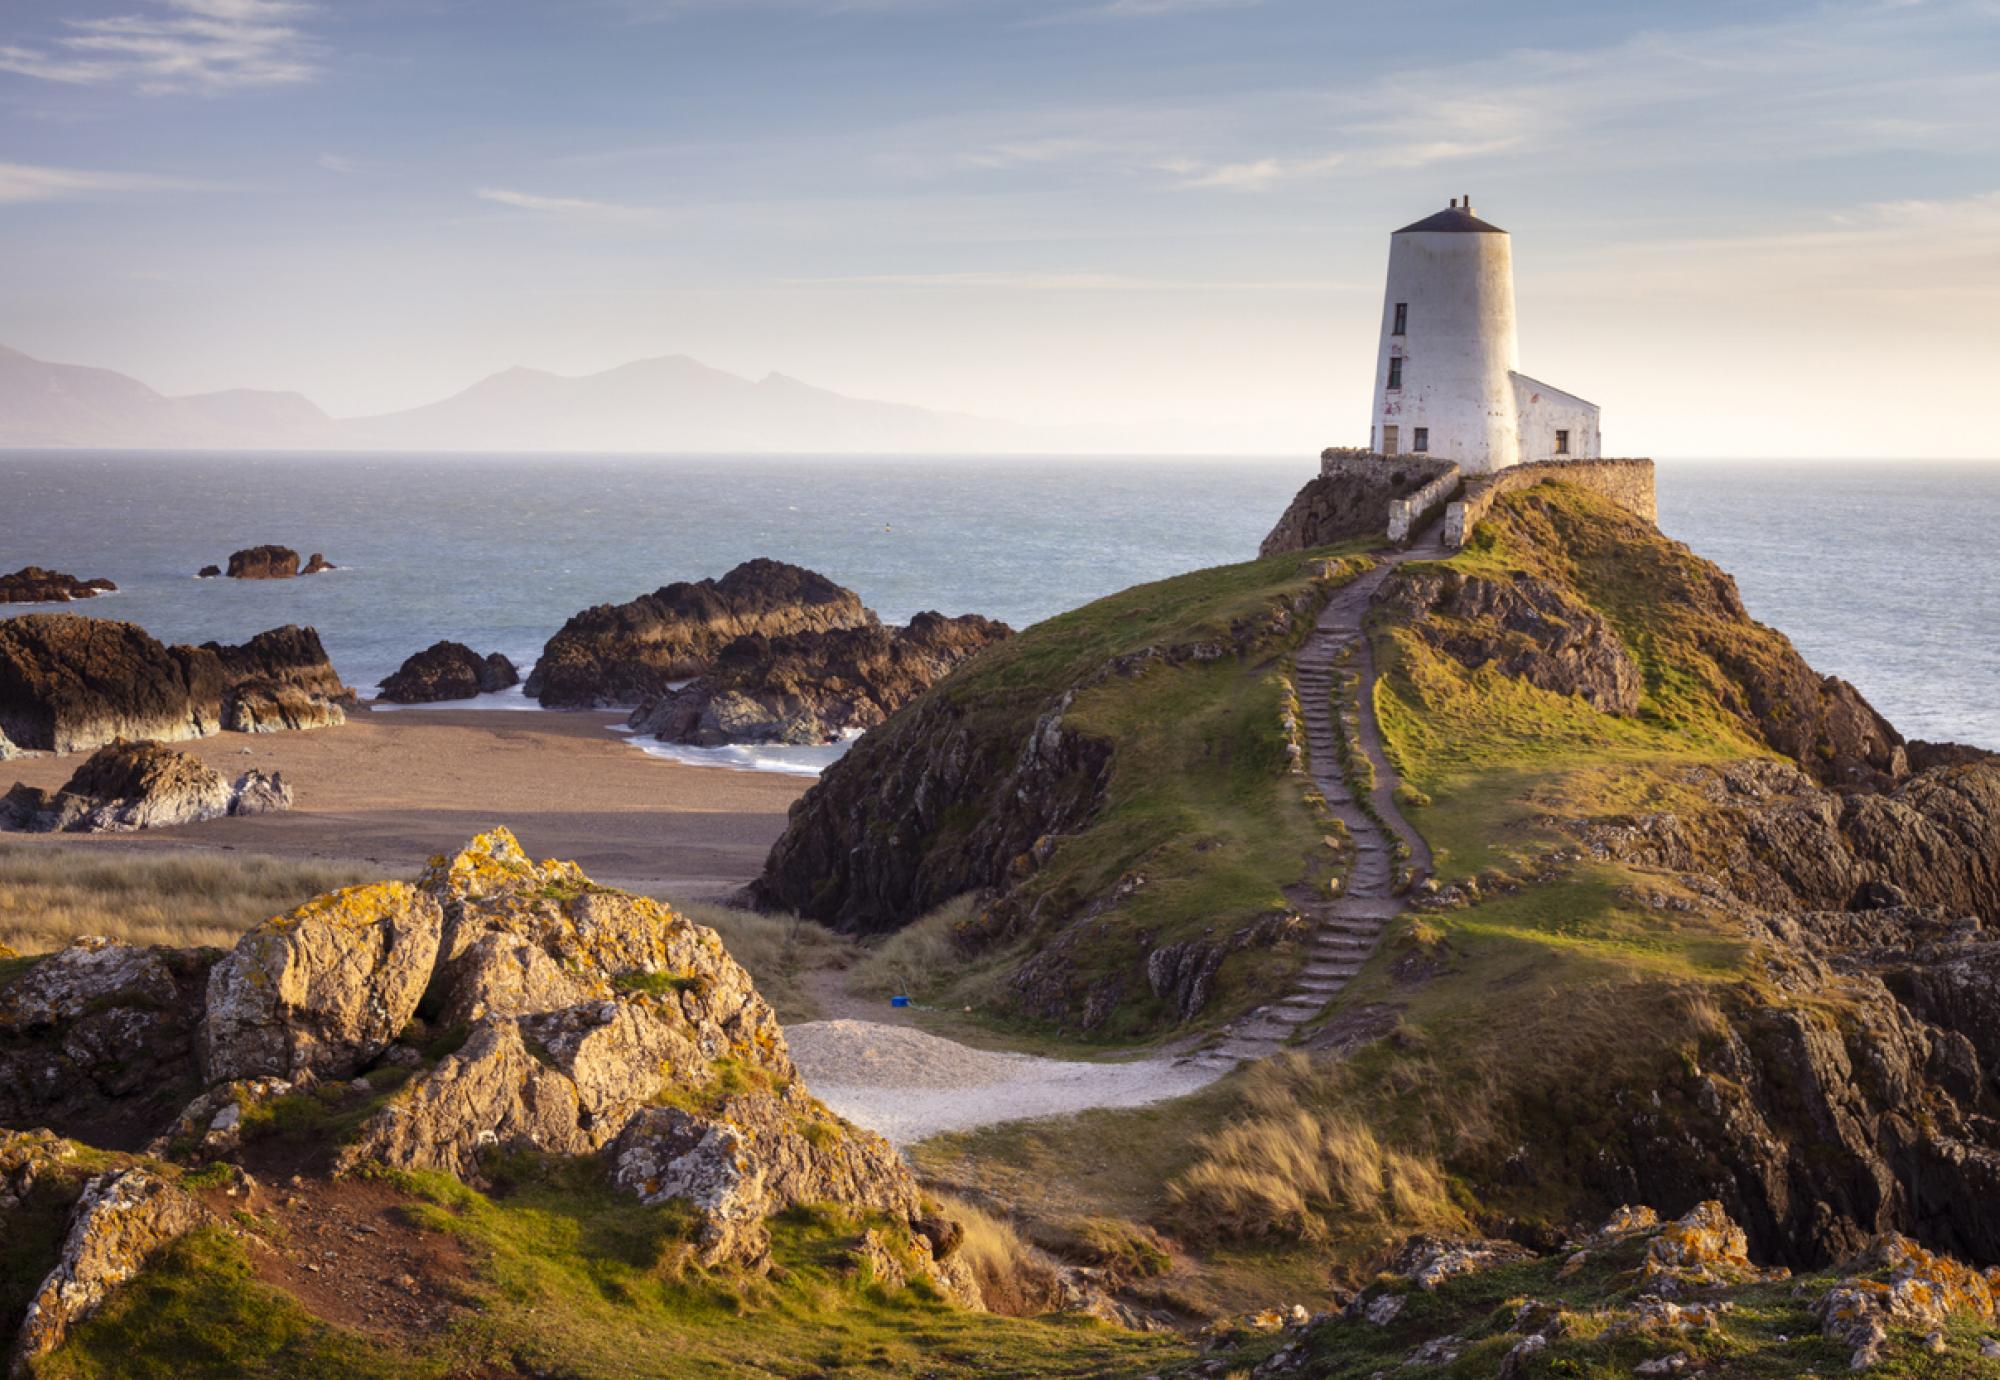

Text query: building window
(1387, 357), (1403, 390)
(1555, 429), (1570, 455)
(1392, 302), (1407, 335)
(1412, 427), (1429, 452)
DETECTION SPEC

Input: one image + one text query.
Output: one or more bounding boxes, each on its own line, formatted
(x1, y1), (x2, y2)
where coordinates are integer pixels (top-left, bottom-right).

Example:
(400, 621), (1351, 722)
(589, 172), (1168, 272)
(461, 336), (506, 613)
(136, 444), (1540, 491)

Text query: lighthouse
(1370, 198), (1598, 473)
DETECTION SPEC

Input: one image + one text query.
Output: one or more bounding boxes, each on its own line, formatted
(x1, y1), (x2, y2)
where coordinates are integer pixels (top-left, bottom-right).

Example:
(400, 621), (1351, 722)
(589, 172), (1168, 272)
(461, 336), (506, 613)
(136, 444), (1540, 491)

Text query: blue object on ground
(890, 995), (911, 1008)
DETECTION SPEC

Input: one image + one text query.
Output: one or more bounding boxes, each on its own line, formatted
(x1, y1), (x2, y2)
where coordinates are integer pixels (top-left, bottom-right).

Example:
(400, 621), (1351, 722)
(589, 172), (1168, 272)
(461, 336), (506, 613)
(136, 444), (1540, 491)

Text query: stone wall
(1442, 458), (1656, 549)
(1387, 465), (1463, 545)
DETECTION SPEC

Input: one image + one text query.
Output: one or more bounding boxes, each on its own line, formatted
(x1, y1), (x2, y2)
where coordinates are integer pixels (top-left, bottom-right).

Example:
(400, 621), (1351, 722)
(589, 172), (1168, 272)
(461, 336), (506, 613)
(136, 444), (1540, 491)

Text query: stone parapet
(1443, 459), (1656, 549)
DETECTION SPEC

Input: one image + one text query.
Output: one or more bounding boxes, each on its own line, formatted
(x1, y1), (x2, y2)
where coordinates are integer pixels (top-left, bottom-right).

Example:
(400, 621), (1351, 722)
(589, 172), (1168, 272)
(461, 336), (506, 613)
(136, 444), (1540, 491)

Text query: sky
(2, 0), (1997, 457)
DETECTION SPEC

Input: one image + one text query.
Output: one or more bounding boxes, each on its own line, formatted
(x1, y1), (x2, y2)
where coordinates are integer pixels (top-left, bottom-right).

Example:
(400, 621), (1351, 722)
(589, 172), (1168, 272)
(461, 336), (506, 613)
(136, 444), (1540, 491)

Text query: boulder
(196, 565), (221, 579)
(224, 545), (299, 579)
(0, 739), (291, 833)
(0, 567), (116, 605)
(526, 558), (877, 708)
(0, 615), (349, 754)
(0, 614), (221, 752)
(8, 1169), (209, 1375)
(377, 641), (520, 703)
(0, 938), (213, 1147)
(204, 882), (443, 1083)
(301, 552), (336, 575)
(628, 611), (1010, 747)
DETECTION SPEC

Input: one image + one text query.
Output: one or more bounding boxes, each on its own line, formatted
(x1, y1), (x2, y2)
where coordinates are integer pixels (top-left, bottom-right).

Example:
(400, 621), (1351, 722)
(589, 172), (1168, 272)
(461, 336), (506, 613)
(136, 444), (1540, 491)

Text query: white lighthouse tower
(1370, 197), (1598, 473)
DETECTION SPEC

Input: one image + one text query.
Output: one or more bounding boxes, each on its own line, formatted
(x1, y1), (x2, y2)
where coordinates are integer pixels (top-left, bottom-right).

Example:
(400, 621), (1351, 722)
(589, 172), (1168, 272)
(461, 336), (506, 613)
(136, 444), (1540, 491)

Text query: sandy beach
(0, 707), (808, 897)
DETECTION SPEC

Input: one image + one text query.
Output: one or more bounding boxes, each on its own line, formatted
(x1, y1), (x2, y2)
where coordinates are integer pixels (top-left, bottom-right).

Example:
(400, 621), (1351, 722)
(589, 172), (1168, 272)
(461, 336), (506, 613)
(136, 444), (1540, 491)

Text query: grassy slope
(886, 543), (1376, 1040)
(43, 1162), (1183, 1380)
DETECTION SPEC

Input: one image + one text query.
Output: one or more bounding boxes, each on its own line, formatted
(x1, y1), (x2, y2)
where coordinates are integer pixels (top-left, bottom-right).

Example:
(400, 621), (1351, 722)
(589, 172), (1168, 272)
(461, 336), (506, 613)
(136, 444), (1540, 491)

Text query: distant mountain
(0, 345), (333, 450)
(0, 346), (1030, 453)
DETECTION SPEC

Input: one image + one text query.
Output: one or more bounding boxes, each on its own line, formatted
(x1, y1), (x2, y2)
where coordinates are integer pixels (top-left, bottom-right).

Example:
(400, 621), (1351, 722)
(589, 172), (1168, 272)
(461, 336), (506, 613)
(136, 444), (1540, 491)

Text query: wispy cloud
(787, 269), (1362, 291)
(475, 187), (674, 223)
(0, 160), (216, 203)
(1166, 151), (1344, 191)
(0, 0), (321, 95)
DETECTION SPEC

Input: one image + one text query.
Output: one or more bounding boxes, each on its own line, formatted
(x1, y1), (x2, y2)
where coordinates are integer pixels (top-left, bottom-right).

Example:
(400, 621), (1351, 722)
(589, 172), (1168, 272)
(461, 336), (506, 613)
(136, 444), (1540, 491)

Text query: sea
(3, 453), (1995, 771)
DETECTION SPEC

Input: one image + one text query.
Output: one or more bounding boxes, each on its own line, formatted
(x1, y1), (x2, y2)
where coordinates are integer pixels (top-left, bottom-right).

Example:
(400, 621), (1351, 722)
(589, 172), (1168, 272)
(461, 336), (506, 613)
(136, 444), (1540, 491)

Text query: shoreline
(0, 706), (809, 899)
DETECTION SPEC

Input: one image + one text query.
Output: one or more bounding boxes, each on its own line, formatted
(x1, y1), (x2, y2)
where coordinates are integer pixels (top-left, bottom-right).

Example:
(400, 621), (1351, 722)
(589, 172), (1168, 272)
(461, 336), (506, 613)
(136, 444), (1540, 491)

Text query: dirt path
(1192, 525), (1441, 1066)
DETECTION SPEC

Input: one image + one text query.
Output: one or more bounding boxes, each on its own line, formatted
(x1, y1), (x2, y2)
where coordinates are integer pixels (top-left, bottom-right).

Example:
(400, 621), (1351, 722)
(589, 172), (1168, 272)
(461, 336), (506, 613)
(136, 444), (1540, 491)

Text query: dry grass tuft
(939, 1194), (1070, 1317)
(847, 894), (986, 1001)
(0, 842), (379, 953)
(1166, 1053), (1459, 1245)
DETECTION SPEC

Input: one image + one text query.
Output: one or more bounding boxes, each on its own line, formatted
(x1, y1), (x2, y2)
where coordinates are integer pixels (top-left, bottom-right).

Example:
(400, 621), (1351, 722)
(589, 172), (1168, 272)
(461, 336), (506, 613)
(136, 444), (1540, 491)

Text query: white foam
(620, 731), (856, 777)
(365, 684), (544, 712)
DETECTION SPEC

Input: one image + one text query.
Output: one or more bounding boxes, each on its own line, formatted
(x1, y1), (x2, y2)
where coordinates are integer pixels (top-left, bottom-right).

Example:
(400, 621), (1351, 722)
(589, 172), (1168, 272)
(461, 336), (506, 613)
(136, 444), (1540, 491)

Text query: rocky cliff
(526, 558), (877, 708)
(1260, 454), (1457, 557)
(628, 611), (1011, 747)
(0, 615), (349, 752)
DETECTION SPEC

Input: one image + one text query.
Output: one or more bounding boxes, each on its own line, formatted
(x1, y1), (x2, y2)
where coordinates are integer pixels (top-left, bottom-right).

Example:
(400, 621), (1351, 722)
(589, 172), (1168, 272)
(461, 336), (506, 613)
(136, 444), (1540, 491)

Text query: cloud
(0, 160), (216, 203)
(1169, 151), (1344, 191)
(0, 0), (320, 95)
(787, 270), (1361, 291)
(474, 187), (674, 223)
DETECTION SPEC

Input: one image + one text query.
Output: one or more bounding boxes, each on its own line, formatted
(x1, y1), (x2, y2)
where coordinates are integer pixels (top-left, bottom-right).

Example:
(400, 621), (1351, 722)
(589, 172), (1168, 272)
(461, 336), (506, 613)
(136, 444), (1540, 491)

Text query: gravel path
(786, 1019), (1222, 1147)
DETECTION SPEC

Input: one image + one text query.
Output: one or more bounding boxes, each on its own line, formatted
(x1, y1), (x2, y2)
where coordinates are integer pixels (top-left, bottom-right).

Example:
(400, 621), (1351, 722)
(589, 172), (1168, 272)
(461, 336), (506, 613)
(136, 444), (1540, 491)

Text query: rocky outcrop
(0, 567), (116, 605)
(628, 612), (1011, 747)
(0, 938), (214, 1148)
(0, 738), (289, 833)
(526, 558), (876, 708)
(301, 552), (336, 575)
(225, 545), (300, 579)
(1260, 455), (1457, 557)
(0, 614), (223, 753)
(8, 1169), (209, 1375)
(204, 882), (443, 1084)
(0, 615), (349, 753)
(377, 642), (520, 703)
(1388, 568), (1642, 714)
(196, 565), (221, 579)
(1578, 756), (2000, 920)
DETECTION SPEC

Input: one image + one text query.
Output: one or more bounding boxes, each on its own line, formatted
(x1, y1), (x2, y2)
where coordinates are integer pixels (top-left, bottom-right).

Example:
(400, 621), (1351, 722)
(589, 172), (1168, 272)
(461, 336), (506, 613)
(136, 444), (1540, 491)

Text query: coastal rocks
(1816, 1233), (2000, 1370)
(627, 612), (1011, 747)
(0, 739), (290, 833)
(301, 552), (337, 575)
(377, 641), (520, 703)
(1260, 454), (1458, 556)
(1389, 569), (1642, 715)
(204, 882), (443, 1084)
(0, 615), (349, 753)
(225, 545), (300, 579)
(0, 614), (222, 753)
(0, 567), (116, 605)
(526, 558), (876, 708)
(8, 1169), (209, 1375)
(0, 938), (214, 1149)
(196, 565), (221, 579)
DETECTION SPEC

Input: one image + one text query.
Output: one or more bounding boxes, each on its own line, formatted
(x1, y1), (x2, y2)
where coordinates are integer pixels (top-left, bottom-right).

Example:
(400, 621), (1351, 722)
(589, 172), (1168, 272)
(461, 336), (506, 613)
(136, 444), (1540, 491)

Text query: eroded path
(1192, 526), (1441, 1066)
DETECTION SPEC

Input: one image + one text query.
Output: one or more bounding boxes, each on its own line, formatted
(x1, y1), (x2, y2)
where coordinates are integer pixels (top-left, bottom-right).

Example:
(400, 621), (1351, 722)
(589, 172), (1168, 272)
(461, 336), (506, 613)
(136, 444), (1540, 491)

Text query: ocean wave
(365, 685), (545, 713)
(618, 731), (856, 777)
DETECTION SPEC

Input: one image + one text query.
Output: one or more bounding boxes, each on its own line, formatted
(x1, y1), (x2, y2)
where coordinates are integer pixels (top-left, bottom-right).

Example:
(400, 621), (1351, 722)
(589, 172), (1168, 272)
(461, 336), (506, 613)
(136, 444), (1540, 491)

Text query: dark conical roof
(1395, 206), (1507, 235)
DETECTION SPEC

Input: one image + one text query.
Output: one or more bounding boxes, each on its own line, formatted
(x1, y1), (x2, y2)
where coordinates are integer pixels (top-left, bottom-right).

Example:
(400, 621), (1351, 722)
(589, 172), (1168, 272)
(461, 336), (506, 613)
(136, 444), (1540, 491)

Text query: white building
(1370, 198), (1598, 473)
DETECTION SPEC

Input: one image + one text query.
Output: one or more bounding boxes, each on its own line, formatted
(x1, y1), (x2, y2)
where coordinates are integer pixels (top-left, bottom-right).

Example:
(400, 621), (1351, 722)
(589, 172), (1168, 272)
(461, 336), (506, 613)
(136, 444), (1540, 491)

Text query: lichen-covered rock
(1816, 1233), (2000, 1371)
(0, 1128), (78, 1211)
(0, 567), (116, 605)
(526, 558), (876, 708)
(611, 1107), (772, 1266)
(0, 939), (213, 1147)
(8, 1169), (209, 1374)
(1638, 1201), (1780, 1295)
(148, 1077), (295, 1161)
(204, 882), (442, 1083)
(627, 612), (1010, 747)
(377, 641), (519, 703)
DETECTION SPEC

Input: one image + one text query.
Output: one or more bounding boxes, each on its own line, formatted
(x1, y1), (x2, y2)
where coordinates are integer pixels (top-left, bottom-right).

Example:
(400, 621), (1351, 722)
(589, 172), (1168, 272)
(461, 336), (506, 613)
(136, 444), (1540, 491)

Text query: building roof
(1394, 206), (1507, 235)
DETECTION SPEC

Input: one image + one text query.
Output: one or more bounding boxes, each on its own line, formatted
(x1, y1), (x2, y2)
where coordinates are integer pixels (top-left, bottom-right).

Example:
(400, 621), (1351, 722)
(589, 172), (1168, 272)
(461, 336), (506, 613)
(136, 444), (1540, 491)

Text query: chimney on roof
(1464, 195), (1475, 217)
(1449, 197), (1458, 208)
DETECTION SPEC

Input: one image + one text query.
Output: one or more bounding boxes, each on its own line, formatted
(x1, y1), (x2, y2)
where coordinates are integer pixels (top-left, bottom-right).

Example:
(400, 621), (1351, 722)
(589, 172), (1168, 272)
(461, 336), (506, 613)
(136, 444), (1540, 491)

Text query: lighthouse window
(1555, 429), (1571, 455)
(1412, 428), (1429, 452)
(1387, 357), (1403, 390)
(1393, 302), (1407, 335)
